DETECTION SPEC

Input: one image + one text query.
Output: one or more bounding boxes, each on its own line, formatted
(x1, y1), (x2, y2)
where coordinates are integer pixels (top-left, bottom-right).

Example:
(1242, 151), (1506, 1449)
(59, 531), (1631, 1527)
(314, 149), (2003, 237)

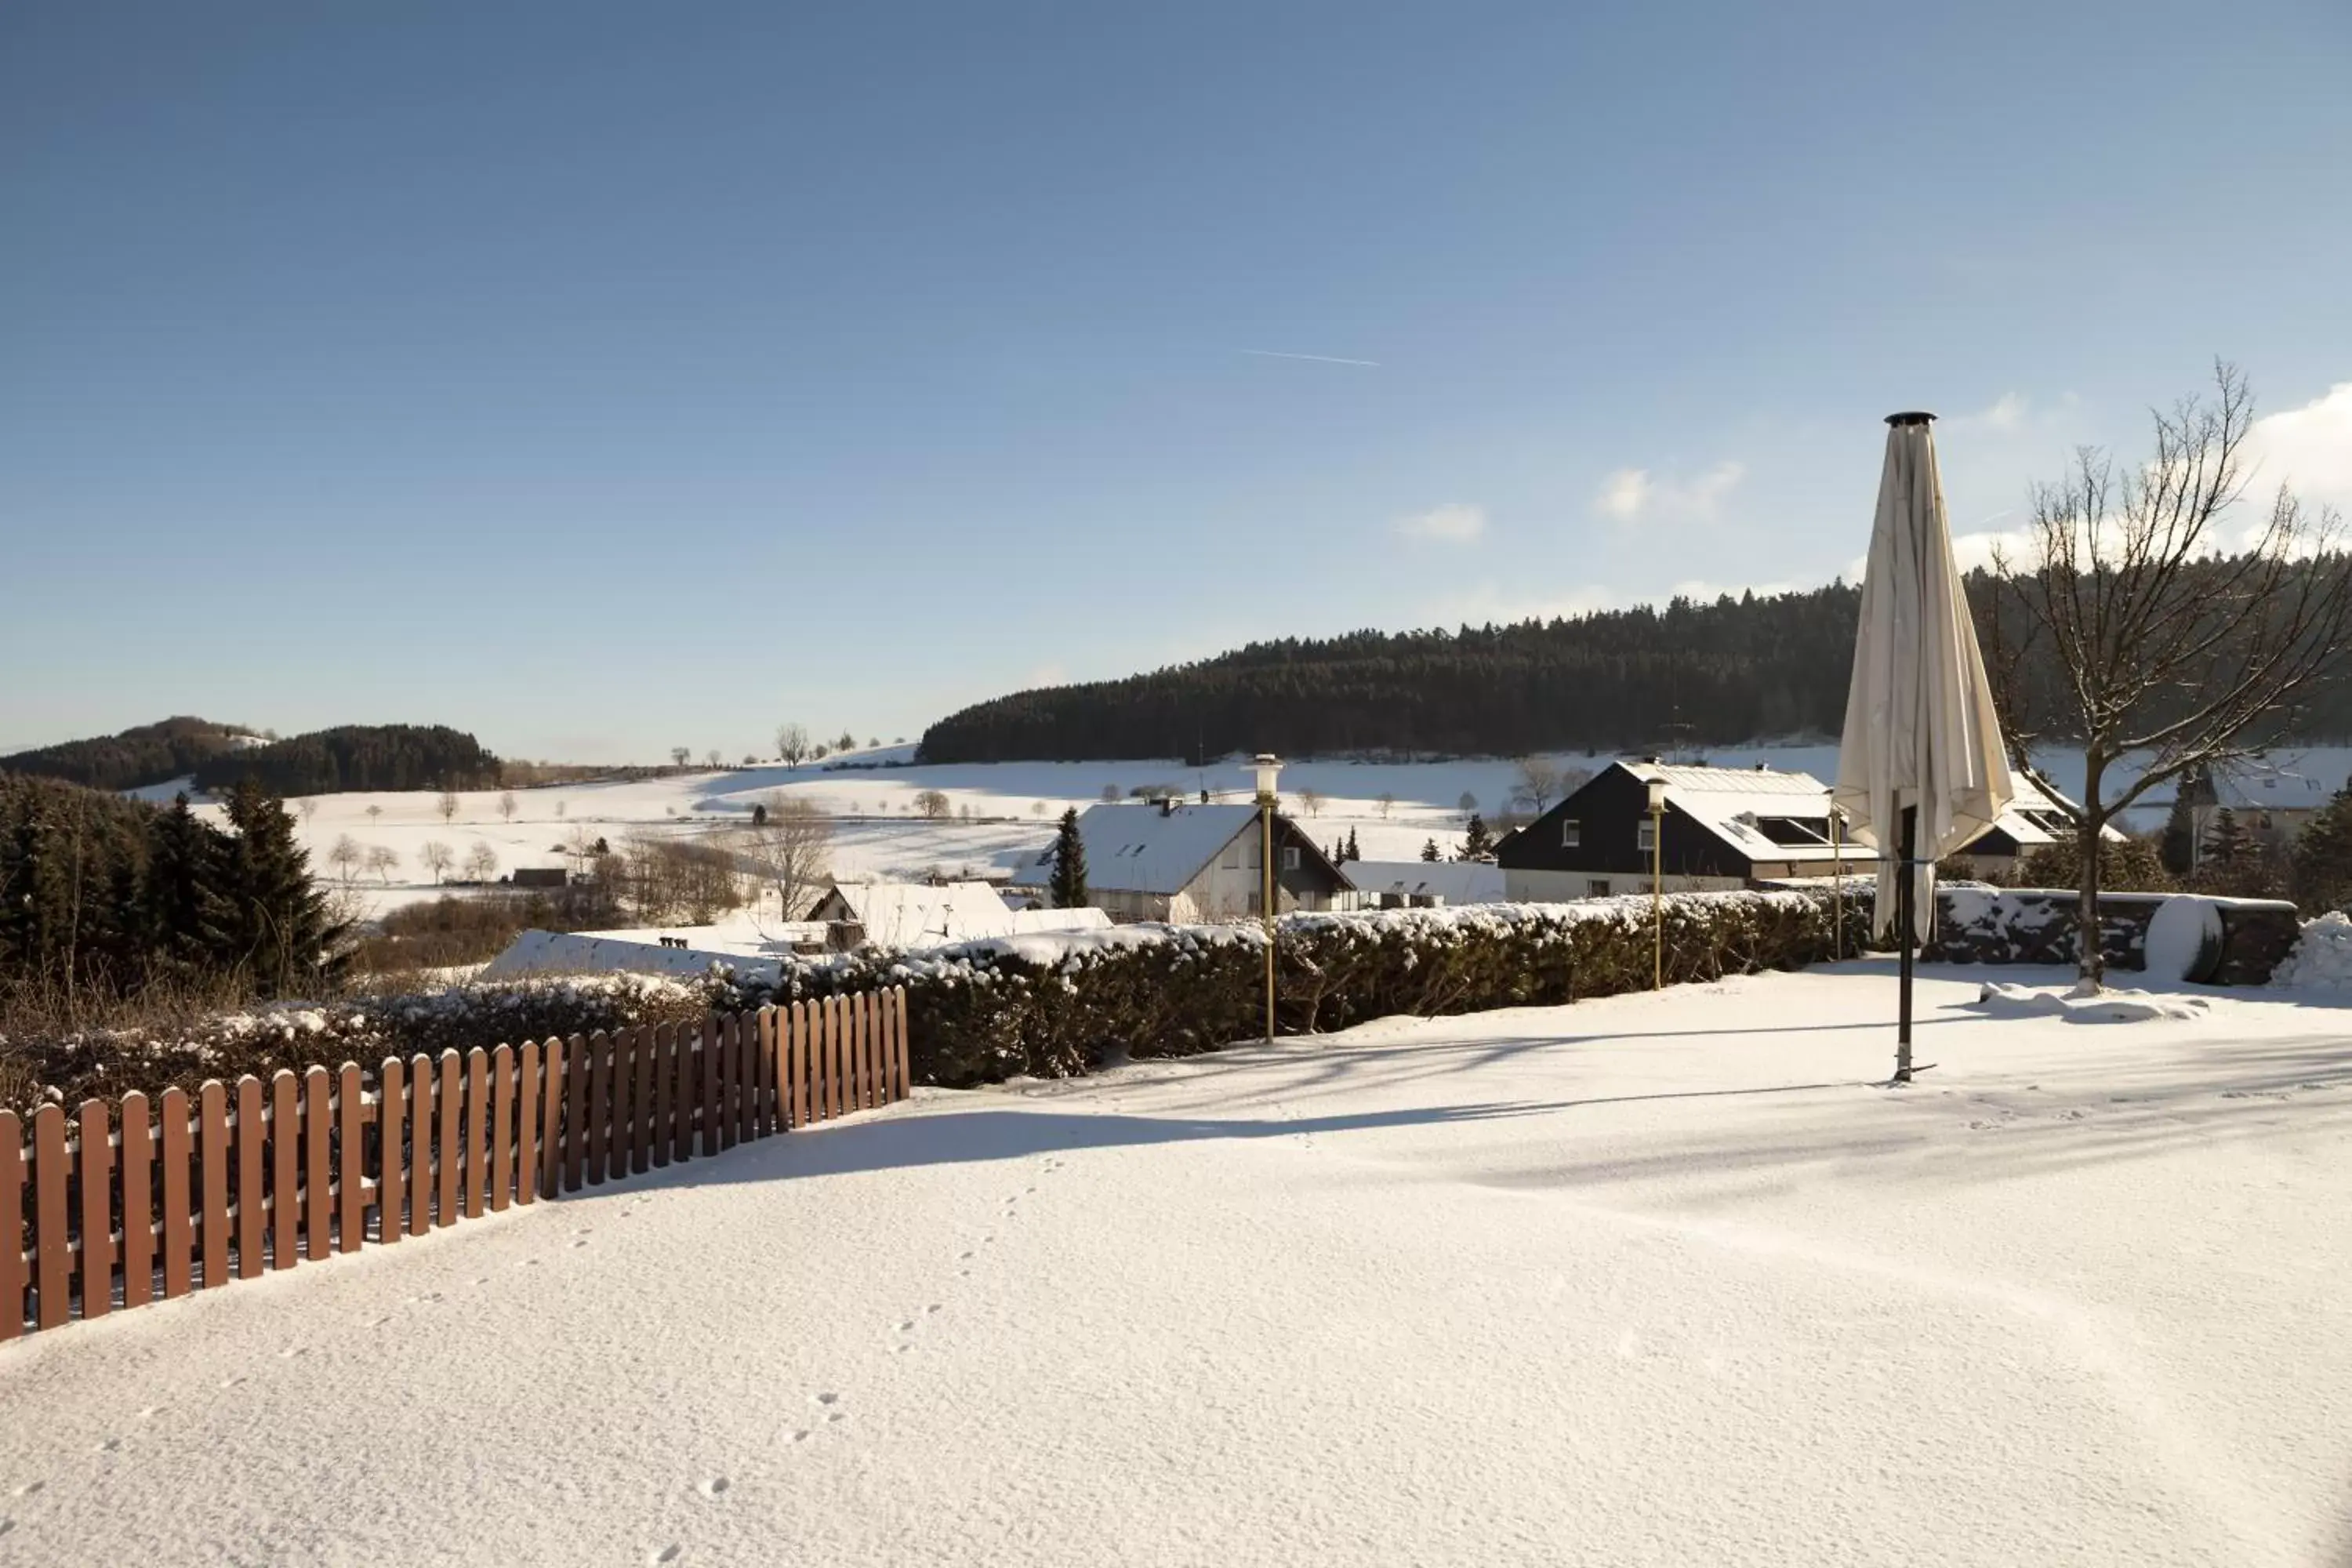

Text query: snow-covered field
(3, 963), (2348, 1565)
(158, 739), (2352, 922)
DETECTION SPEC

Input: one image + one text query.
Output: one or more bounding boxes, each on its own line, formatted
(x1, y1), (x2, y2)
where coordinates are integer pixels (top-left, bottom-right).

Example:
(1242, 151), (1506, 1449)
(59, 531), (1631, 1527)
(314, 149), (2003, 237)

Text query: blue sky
(5, 2), (2348, 763)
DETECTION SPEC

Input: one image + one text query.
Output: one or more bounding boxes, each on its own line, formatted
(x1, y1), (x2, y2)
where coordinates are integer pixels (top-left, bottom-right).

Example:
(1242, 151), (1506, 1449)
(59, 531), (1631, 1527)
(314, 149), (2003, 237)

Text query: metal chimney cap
(1884, 410), (1937, 427)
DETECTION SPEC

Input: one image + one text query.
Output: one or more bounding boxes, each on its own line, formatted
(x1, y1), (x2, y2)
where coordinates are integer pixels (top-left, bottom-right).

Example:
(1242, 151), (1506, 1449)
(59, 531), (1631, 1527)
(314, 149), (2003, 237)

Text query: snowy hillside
(161, 742), (2352, 920)
(3, 963), (2347, 1564)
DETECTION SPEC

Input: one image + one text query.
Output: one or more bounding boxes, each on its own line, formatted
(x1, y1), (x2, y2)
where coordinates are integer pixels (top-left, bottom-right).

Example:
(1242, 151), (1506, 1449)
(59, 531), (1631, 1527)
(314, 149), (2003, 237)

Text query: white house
(1010, 801), (1359, 924)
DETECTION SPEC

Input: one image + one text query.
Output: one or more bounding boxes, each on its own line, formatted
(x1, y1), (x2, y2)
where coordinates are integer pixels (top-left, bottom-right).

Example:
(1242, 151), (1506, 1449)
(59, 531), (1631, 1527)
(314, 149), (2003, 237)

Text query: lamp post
(1250, 753), (1283, 1045)
(1828, 789), (1843, 962)
(1646, 774), (1668, 989)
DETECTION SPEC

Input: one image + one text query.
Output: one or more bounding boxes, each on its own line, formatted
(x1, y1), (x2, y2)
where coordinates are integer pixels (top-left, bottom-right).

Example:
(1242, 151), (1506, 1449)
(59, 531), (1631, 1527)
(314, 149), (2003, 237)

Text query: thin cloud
(1592, 460), (1744, 523)
(1239, 348), (1381, 368)
(2246, 382), (2352, 513)
(1394, 503), (1487, 544)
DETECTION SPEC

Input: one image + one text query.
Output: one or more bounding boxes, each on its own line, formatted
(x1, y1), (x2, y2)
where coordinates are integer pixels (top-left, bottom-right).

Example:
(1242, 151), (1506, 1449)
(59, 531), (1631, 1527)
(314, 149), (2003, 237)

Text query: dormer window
(1561, 819), (1581, 848)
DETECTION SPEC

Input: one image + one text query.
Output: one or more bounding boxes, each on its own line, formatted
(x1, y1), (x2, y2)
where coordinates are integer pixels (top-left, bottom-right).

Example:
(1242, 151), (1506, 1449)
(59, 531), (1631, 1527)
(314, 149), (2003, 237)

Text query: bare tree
(913, 789), (953, 820)
(463, 841), (500, 884)
(555, 800), (567, 819)
(1980, 363), (2352, 988)
(365, 803), (383, 825)
(499, 790), (518, 822)
(1375, 792), (1396, 820)
(1031, 800), (1047, 817)
(1100, 783), (1120, 804)
(1510, 757), (1563, 815)
(328, 834), (362, 883)
(775, 724), (811, 770)
(1457, 791), (1478, 816)
(670, 747), (691, 771)
(746, 796), (833, 925)
(364, 844), (401, 884)
(1298, 787), (1324, 818)
(704, 749), (722, 769)
(437, 790), (459, 823)
(297, 797), (318, 823)
(420, 840), (455, 884)
(958, 803), (973, 821)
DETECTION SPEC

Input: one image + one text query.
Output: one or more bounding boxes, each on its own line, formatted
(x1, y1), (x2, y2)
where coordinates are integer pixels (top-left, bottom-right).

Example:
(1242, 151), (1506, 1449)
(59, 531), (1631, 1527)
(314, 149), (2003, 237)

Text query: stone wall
(1923, 887), (2299, 983)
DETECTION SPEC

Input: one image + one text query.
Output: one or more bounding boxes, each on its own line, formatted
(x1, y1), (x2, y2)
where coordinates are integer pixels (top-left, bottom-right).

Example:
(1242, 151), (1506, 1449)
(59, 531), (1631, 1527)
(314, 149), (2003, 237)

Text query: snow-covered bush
(2, 972), (720, 1110)
(734, 891), (1860, 1087)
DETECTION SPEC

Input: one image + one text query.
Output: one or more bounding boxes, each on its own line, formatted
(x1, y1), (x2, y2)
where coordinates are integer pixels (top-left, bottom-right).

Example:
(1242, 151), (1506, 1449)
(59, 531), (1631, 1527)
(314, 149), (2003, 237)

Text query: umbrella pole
(1896, 805), (1915, 1083)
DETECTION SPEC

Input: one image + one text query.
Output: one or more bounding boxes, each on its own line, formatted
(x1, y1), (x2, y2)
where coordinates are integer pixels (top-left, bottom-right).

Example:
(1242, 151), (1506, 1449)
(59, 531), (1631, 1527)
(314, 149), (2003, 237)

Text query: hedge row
(739, 891), (1867, 1087)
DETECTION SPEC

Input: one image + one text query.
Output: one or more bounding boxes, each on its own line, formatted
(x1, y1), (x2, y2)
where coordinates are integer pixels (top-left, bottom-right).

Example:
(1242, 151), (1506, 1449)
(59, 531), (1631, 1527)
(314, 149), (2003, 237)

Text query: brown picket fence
(2, 989), (910, 1339)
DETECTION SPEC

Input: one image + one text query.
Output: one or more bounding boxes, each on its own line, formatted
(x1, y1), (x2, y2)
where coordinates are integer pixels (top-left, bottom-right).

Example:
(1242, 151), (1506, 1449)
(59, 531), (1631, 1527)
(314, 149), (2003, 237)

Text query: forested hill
(920, 573), (2352, 763)
(920, 586), (1867, 762)
(189, 725), (501, 795)
(0, 717), (253, 791)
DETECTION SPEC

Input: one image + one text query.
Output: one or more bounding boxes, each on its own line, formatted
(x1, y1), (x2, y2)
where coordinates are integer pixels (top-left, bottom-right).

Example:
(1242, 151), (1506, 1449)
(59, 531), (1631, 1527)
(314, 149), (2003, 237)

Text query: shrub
(738, 891), (1859, 1087)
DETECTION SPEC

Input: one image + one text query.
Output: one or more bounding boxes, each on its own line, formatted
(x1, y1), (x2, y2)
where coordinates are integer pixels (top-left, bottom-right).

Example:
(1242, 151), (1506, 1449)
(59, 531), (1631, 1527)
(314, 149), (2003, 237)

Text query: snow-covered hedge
(734, 891), (1859, 1087)
(2, 974), (720, 1111)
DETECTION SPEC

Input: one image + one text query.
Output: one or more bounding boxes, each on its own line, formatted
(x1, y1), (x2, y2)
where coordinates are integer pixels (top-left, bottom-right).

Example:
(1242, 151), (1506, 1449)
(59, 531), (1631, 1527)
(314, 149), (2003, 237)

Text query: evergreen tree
(219, 778), (347, 995)
(2203, 807), (2250, 868)
(1420, 838), (1441, 862)
(1344, 829), (1360, 862)
(2158, 765), (2214, 876)
(1460, 814), (1495, 862)
(144, 793), (234, 972)
(1047, 807), (1089, 909)
(2292, 781), (2352, 913)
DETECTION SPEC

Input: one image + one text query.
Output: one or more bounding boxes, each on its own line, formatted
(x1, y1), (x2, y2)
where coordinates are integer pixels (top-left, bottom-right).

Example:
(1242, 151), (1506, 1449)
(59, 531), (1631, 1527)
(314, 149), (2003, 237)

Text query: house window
(1561, 819), (1581, 848)
(1588, 879), (1612, 897)
(1636, 820), (1657, 852)
(1281, 847), (1301, 870)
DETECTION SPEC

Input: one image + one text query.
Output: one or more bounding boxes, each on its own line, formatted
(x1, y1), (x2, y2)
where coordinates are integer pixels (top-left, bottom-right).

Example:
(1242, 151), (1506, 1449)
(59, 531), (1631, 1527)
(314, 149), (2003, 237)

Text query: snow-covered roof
(1602, 760), (2114, 866)
(481, 929), (784, 982)
(1009, 906), (1112, 935)
(1346, 858), (1504, 904)
(2209, 760), (2332, 812)
(815, 880), (1021, 946)
(1010, 803), (1262, 895)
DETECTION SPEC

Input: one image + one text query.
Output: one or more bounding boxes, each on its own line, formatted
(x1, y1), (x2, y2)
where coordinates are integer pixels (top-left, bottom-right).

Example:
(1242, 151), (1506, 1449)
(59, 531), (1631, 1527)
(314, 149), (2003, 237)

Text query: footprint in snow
(16, 1481), (45, 1497)
(136, 1407), (162, 1421)
(652, 1546), (683, 1565)
(811, 1392), (840, 1407)
(696, 1477), (730, 1500)
(95, 1438), (121, 1454)
(925, 1304), (942, 1315)
(278, 1346), (307, 1359)
(896, 1319), (915, 1332)
(789, 1430), (811, 1444)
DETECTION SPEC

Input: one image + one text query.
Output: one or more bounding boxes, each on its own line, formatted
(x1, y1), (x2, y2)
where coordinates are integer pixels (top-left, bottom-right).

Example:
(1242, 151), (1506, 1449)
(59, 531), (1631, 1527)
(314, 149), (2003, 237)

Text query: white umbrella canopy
(1833, 413), (2013, 945)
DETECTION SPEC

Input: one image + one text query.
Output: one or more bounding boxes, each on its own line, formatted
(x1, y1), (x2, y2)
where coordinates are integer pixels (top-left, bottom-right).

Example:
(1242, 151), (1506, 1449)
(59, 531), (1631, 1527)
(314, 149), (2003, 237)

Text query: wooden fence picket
(378, 1058), (405, 1244)
(120, 1093), (152, 1307)
(897, 988), (913, 1100)
(1, 1110), (22, 1337)
(564, 1034), (589, 1194)
(491, 1045), (516, 1213)
(32, 1106), (68, 1329)
(605, 1029), (631, 1185)
(650, 1025), (673, 1169)
(159, 1088), (193, 1298)
(701, 1017), (722, 1157)
(672, 1021), (696, 1167)
(237, 1077), (266, 1275)
(201, 1082), (231, 1286)
(463, 1049), (488, 1219)
(78, 1101), (112, 1319)
(518, 1040), (543, 1204)
(409, 1054), (436, 1236)
(539, 1037), (566, 1200)
(303, 1069), (332, 1259)
(338, 1064), (366, 1251)
(270, 1073), (299, 1267)
(436, 1052), (463, 1227)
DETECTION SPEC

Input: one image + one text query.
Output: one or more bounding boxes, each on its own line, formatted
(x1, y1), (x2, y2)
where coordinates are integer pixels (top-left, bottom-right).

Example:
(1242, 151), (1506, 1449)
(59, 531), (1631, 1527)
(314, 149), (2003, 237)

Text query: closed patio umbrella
(1833, 412), (2013, 1081)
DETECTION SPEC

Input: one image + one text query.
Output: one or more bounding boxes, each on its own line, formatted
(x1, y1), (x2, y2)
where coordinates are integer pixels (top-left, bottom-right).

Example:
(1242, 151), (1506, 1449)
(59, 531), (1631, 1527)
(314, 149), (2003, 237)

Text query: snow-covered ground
(3, 963), (2348, 1565)
(156, 739), (2352, 922)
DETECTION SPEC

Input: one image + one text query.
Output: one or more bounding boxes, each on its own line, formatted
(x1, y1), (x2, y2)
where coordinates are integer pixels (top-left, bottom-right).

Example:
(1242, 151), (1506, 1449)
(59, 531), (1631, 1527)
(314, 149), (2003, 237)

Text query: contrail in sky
(1239, 348), (1381, 367)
